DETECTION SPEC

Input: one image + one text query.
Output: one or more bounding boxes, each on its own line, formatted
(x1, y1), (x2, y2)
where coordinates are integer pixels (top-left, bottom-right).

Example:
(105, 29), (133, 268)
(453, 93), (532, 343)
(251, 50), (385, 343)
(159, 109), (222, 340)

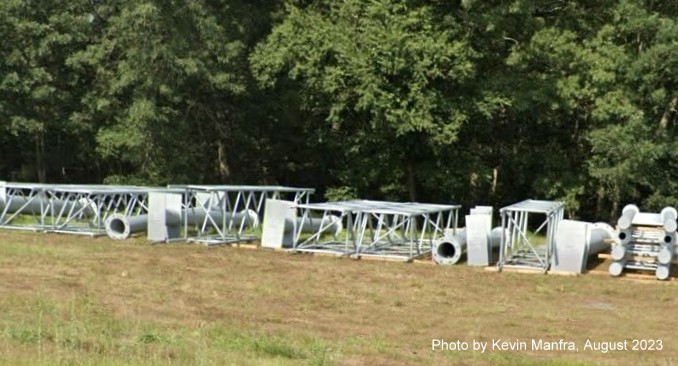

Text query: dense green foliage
(1, 0), (677, 220)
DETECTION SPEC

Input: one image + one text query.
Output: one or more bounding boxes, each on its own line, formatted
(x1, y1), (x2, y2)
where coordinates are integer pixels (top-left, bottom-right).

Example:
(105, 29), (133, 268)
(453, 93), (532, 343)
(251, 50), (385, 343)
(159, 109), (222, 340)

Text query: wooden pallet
(597, 252), (666, 262)
(586, 255), (678, 282)
(231, 242), (259, 250)
(589, 270), (676, 283)
(483, 266), (546, 274)
(316, 252), (350, 259)
(547, 270), (581, 277)
(630, 225), (665, 232)
(350, 254), (408, 262)
(257, 245), (289, 252)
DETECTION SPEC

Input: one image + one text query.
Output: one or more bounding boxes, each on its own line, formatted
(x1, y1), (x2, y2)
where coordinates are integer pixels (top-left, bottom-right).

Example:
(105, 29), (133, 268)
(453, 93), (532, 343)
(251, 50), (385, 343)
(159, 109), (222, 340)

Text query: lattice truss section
(292, 200), (461, 261)
(498, 200), (564, 272)
(0, 182), (148, 236)
(168, 185), (314, 245)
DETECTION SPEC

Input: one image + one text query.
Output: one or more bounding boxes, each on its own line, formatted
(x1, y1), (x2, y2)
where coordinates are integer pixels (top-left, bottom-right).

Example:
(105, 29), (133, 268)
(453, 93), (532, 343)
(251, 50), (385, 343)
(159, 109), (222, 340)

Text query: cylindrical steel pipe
(0, 195), (45, 214)
(488, 226), (506, 248)
(284, 215), (342, 235)
(658, 230), (675, 265)
(609, 260), (626, 277)
(656, 264), (671, 280)
(433, 230), (467, 265)
(105, 209), (259, 240)
(589, 223), (614, 255)
(661, 207), (678, 233)
(657, 246), (673, 265)
(617, 204), (639, 230)
(105, 214), (148, 240)
(611, 244), (627, 261)
(186, 209), (258, 229)
(1, 196), (97, 217)
(106, 208), (339, 240)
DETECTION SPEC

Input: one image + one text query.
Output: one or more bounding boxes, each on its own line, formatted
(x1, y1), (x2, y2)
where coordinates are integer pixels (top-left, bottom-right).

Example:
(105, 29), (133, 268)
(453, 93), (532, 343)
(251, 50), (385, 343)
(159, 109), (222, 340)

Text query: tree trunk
(35, 132), (46, 183)
(406, 161), (417, 202)
(659, 95), (678, 129)
(217, 140), (230, 181)
(595, 186), (605, 222)
(610, 198), (619, 224)
(491, 167), (498, 195)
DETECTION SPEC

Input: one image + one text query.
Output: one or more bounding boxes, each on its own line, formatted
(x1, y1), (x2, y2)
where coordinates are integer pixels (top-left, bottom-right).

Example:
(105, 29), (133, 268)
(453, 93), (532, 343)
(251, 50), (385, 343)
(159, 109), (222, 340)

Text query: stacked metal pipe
(609, 205), (677, 280)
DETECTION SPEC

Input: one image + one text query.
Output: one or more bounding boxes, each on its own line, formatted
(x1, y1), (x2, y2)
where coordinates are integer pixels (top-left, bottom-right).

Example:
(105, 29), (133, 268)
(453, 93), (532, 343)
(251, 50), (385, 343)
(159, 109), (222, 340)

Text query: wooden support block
(232, 243), (259, 250)
(631, 225), (664, 232)
(506, 268), (546, 274)
(412, 259), (436, 266)
(619, 272), (665, 280)
(548, 270), (581, 277)
(598, 252), (655, 261)
(354, 254), (408, 262)
(310, 251), (345, 257)
(490, 266), (545, 274)
(598, 252), (678, 264)
(260, 246), (289, 252)
(584, 268), (676, 282)
(585, 269), (610, 276)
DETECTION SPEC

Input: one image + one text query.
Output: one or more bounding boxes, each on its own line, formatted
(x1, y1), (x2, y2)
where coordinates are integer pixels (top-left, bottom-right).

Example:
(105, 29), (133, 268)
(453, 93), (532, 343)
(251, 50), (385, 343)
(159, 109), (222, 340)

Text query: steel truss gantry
(167, 185), (314, 245)
(291, 200), (461, 261)
(0, 181), (148, 236)
(497, 199), (565, 273)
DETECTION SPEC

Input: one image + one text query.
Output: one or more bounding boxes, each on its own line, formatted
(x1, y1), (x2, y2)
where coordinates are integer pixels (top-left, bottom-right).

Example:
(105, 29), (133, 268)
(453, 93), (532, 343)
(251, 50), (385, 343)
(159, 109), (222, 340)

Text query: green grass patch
(0, 291), (336, 366)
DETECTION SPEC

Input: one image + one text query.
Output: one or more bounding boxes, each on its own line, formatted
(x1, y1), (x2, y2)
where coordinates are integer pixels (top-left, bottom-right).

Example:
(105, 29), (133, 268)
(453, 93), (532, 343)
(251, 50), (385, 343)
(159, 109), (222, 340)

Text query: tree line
(1, 0), (677, 221)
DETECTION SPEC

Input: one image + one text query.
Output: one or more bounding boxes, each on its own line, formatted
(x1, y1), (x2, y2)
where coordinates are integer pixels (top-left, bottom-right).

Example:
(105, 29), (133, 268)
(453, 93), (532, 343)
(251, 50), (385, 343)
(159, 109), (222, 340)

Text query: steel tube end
(656, 265), (671, 280)
(433, 238), (464, 265)
(658, 247), (673, 265)
(617, 229), (633, 245)
(617, 204), (639, 230)
(611, 245), (627, 261)
(609, 261), (625, 277)
(105, 214), (130, 240)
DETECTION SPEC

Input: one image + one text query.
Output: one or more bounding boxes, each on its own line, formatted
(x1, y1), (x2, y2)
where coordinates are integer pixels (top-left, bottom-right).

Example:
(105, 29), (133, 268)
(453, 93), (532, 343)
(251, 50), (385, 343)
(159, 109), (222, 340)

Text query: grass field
(0, 231), (676, 365)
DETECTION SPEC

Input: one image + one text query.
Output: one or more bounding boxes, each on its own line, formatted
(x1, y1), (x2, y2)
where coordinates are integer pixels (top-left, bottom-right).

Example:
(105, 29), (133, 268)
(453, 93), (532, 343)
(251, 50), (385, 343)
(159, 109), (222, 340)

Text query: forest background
(2, 0), (678, 221)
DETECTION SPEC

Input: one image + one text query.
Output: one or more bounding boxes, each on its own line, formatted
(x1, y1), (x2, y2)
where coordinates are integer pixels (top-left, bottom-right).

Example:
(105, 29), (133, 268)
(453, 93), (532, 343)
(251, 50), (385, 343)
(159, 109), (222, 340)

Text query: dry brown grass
(0, 230), (676, 365)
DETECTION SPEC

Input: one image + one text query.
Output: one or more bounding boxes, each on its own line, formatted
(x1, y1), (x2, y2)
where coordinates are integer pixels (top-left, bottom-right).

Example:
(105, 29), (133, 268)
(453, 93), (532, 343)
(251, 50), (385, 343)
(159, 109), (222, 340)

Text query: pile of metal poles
(609, 204), (677, 280)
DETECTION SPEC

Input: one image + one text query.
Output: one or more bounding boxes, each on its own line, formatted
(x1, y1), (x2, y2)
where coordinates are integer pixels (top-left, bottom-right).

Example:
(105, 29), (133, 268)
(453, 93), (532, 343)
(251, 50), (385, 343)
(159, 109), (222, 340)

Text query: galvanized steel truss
(292, 200), (461, 261)
(498, 199), (564, 272)
(168, 185), (314, 245)
(0, 182), (148, 236)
